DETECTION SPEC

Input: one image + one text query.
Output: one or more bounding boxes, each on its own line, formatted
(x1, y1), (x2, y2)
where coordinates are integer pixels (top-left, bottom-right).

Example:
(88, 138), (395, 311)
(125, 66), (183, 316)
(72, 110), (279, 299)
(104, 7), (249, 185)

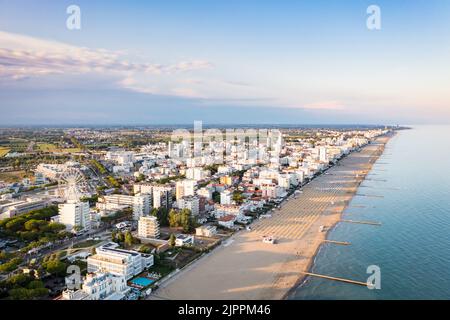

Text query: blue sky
(0, 0), (449, 125)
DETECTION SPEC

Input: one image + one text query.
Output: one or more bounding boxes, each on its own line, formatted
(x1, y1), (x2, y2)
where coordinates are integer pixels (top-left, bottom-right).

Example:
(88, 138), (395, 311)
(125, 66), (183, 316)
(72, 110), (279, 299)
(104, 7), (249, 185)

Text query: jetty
(340, 219), (381, 226)
(320, 239), (350, 246)
(348, 204), (366, 208)
(300, 272), (369, 287)
(356, 193), (384, 198)
(364, 178), (387, 182)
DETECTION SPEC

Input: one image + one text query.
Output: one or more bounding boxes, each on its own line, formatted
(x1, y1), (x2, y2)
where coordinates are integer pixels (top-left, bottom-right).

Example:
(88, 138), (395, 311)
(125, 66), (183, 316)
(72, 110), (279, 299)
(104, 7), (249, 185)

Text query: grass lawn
(147, 263), (175, 278)
(72, 240), (102, 249)
(37, 143), (82, 154)
(0, 170), (28, 183)
(37, 143), (57, 152)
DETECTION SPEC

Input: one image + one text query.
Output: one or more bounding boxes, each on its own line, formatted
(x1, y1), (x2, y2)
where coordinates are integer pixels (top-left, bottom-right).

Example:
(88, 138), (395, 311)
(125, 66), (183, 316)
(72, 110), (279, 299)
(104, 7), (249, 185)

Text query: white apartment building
(105, 151), (135, 165)
(96, 194), (150, 220)
(319, 146), (328, 163)
(87, 242), (154, 280)
(220, 189), (233, 205)
(217, 165), (233, 174)
(175, 179), (196, 201)
(134, 184), (173, 210)
(138, 216), (160, 239)
(278, 174), (291, 189)
(133, 183), (153, 195)
(178, 195), (200, 216)
(58, 200), (90, 232)
(132, 194), (151, 220)
(197, 187), (213, 200)
(152, 186), (173, 209)
(62, 271), (130, 300)
(260, 183), (286, 199)
(185, 167), (208, 181)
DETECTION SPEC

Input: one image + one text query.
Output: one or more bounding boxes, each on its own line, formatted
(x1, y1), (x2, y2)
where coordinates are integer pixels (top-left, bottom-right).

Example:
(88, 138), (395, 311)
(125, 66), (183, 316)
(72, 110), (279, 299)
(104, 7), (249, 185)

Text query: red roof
(218, 215), (236, 222)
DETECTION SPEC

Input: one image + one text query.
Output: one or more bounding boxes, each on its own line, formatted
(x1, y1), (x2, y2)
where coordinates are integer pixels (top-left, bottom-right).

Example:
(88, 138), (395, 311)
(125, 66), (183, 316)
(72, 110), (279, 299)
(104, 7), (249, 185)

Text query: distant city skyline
(1, 0), (449, 125)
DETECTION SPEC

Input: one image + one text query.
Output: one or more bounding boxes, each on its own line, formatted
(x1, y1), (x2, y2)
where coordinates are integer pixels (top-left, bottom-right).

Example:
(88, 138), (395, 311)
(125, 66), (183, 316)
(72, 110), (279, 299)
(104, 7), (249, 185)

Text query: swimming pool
(130, 277), (154, 287)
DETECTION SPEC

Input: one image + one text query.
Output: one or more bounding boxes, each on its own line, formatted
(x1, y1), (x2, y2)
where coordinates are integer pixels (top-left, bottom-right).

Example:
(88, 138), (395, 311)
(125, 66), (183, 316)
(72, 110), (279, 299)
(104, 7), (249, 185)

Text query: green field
(0, 147), (11, 157)
(0, 170), (28, 183)
(37, 143), (82, 153)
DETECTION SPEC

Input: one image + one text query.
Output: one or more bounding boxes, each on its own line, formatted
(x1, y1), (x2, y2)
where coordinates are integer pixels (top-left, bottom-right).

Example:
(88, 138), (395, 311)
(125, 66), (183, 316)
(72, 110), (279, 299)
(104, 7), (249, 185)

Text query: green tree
(42, 259), (67, 276)
(232, 191), (244, 204)
(4, 273), (32, 287)
(27, 280), (45, 289)
(124, 231), (134, 248)
(0, 250), (15, 262)
(157, 207), (169, 226)
(180, 209), (193, 233)
(24, 219), (45, 231)
(47, 222), (66, 232)
(168, 209), (179, 228)
(4, 217), (27, 232)
(18, 231), (39, 242)
(212, 191), (220, 203)
(169, 233), (176, 247)
(0, 257), (22, 273)
(8, 287), (48, 300)
(116, 232), (124, 243)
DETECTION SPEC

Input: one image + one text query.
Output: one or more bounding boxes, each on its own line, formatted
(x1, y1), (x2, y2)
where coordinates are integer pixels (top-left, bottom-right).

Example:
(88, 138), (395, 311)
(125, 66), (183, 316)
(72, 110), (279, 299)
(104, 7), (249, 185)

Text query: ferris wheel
(57, 167), (89, 201)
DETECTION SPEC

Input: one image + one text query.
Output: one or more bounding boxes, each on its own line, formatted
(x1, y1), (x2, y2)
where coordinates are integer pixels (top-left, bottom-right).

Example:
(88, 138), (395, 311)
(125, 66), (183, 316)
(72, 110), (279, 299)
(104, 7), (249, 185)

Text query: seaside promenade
(150, 136), (391, 300)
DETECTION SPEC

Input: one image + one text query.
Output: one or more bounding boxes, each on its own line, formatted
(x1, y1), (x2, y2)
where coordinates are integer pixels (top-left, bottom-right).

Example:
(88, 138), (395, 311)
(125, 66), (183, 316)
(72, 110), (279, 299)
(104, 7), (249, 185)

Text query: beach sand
(150, 135), (391, 300)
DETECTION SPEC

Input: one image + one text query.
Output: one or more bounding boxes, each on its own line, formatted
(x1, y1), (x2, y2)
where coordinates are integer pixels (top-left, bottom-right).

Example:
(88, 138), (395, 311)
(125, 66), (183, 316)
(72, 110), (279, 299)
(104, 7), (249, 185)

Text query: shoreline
(150, 133), (394, 300)
(283, 133), (393, 300)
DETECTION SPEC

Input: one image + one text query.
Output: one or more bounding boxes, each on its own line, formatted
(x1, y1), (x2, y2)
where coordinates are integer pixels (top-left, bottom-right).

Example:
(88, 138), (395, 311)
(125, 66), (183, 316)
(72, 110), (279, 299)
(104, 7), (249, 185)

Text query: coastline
(150, 134), (393, 300)
(283, 133), (393, 299)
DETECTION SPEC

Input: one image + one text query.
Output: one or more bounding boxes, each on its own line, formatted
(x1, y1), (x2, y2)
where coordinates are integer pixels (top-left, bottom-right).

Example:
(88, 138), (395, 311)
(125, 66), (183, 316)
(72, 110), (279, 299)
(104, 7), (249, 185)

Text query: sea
(290, 125), (450, 300)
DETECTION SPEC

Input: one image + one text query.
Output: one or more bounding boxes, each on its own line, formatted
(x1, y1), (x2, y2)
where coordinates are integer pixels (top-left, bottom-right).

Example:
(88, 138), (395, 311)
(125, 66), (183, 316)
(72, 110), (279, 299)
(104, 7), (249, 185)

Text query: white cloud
(0, 31), (212, 91)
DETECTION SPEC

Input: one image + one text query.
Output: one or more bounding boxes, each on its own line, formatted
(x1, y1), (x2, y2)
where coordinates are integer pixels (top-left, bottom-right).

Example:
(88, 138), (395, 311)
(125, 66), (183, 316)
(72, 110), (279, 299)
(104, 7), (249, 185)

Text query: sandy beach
(150, 135), (391, 300)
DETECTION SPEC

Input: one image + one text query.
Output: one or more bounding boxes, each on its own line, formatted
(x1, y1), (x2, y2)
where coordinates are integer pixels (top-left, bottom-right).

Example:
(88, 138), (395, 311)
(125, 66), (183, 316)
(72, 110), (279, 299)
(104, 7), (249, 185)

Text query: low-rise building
(195, 225), (217, 237)
(175, 234), (194, 247)
(0, 198), (48, 219)
(87, 242), (154, 280)
(62, 271), (130, 300)
(217, 215), (236, 229)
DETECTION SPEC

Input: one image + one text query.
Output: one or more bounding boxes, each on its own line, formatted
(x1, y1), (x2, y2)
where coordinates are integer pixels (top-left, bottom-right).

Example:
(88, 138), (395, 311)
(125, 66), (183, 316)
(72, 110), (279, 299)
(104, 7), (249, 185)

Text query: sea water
(290, 125), (450, 300)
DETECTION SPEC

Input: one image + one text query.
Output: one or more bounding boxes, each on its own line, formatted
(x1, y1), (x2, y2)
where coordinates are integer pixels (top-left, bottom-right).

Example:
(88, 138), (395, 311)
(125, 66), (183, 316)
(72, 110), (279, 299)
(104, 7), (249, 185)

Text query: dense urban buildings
(0, 125), (395, 300)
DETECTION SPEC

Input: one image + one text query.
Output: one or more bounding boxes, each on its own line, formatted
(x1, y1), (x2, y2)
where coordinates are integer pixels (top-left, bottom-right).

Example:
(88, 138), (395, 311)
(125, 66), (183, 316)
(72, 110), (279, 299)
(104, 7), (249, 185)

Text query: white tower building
(58, 200), (90, 232)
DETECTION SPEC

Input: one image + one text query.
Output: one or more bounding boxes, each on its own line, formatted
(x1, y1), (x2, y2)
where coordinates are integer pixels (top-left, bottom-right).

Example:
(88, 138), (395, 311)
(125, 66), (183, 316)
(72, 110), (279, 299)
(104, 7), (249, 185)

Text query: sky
(0, 0), (449, 126)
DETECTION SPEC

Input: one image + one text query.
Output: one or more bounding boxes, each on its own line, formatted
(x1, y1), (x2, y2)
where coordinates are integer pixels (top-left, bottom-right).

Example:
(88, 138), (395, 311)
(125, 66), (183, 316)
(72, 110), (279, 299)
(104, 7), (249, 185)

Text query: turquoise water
(290, 126), (450, 300)
(130, 277), (154, 287)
